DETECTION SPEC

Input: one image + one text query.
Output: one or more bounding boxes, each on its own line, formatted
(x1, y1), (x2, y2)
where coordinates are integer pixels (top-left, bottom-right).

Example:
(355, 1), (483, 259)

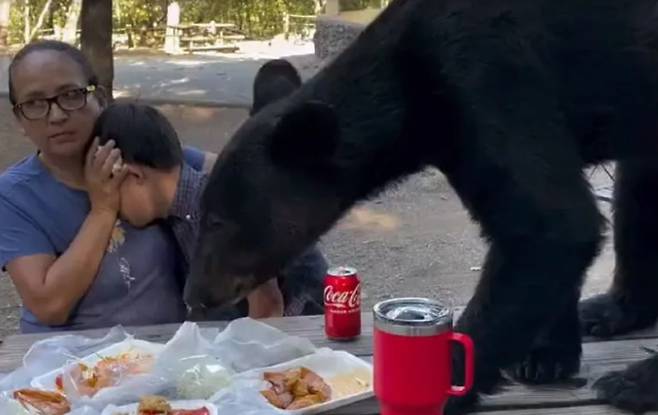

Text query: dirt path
(0, 100), (616, 339)
(0, 42), (321, 107)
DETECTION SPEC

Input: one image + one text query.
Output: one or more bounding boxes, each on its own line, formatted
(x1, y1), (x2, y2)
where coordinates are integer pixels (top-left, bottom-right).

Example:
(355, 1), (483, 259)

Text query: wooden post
(164, 1), (180, 54)
(325, 0), (339, 16)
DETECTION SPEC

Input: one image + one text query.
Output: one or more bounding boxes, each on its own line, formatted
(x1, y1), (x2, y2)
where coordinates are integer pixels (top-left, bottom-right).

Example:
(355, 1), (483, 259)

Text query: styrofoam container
(101, 399), (218, 415)
(238, 349), (374, 414)
(30, 339), (165, 391)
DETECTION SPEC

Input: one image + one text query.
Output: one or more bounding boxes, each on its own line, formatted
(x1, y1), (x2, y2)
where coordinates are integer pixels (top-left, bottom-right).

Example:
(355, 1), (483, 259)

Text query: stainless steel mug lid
(373, 297), (452, 336)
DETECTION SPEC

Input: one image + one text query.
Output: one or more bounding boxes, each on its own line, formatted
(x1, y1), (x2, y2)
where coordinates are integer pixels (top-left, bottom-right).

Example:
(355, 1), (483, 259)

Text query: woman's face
(11, 50), (103, 159)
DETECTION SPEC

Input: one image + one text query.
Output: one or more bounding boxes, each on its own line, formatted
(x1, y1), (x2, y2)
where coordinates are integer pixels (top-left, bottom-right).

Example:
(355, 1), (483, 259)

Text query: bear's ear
(269, 100), (339, 164)
(251, 59), (302, 115)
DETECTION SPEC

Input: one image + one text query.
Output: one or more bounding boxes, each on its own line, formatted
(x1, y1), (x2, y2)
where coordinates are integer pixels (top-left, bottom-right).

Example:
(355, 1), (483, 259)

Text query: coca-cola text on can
(324, 266), (361, 341)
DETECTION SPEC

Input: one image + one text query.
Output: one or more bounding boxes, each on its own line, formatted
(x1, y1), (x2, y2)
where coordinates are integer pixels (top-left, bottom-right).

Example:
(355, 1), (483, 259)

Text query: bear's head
(184, 62), (345, 313)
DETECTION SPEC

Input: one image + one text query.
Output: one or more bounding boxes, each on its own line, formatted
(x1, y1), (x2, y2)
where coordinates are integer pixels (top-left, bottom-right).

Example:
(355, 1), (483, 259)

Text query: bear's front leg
(509, 290), (583, 384)
(441, 147), (602, 414)
(445, 229), (601, 414)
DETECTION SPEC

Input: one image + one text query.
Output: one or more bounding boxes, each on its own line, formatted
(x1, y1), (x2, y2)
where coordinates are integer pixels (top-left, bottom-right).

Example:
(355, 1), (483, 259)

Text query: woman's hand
(85, 138), (127, 215)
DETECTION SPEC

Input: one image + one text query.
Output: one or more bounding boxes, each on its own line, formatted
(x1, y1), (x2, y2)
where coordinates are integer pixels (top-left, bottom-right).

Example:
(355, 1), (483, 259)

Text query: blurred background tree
(3, 0), (385, 100)
(8, 0), (325, 45)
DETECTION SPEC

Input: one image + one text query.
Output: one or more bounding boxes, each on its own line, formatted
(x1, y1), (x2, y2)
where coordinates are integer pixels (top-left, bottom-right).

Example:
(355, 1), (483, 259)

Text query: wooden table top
(1, 313), (657, 414)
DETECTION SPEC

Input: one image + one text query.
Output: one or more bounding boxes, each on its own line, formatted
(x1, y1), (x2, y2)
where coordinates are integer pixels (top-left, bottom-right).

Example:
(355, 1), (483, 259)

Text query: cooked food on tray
(326, 368), (372, 398)
(56, 350), (155, 396)
(132, 395), (211, 415)
(13, 388), (71, 415)
(260, 367), (332, 410)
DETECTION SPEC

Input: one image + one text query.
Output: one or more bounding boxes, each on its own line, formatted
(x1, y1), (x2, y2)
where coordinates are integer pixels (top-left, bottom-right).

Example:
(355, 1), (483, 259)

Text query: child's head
(94, 102), (182, 226)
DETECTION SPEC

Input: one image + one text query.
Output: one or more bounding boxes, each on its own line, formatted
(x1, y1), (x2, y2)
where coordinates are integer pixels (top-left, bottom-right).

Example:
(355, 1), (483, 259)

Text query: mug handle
(448, 332), (475, 397)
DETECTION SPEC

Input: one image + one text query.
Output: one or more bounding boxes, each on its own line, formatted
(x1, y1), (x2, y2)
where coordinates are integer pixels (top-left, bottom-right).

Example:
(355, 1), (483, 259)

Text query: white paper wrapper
(209, 319), (317, 373)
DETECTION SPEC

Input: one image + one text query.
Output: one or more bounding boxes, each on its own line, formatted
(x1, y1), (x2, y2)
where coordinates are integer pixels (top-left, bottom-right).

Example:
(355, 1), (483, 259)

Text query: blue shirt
(0, 147), (205, 333)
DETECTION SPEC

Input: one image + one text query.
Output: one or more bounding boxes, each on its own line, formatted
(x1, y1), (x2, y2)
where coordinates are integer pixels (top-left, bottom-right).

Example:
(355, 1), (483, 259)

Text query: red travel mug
(373, 298), (474, 415)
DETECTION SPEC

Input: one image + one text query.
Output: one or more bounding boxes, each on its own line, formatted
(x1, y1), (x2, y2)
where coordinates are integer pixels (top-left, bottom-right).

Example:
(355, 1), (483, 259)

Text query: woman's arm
(8, 209), (119, 325)
(6, 140), (126, 325)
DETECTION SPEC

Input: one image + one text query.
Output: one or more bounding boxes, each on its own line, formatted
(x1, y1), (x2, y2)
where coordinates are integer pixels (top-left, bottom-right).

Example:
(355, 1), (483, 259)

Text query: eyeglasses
(14, 85), (97, 121)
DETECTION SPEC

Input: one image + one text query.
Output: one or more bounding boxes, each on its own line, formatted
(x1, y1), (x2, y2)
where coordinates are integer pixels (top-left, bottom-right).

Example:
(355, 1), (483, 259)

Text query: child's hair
(9, 40), (98, 105)
(94, 103), (182, 170)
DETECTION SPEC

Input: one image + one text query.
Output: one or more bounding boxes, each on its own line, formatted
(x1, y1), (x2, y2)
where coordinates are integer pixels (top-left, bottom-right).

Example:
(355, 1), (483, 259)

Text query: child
(93, 102), (327, 319)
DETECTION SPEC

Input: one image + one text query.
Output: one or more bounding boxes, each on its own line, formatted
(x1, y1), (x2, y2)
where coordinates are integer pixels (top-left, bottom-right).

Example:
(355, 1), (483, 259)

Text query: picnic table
(1, 312), (657, 414)
(168, 22), (245, 53)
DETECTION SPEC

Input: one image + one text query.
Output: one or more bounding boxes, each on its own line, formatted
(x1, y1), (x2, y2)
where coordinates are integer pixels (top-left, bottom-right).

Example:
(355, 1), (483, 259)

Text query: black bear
(185, 0), (658, 412)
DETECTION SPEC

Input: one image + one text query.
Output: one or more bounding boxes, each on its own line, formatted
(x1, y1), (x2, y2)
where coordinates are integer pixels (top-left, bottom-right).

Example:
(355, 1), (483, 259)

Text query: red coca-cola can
(324, 265), (361, 341)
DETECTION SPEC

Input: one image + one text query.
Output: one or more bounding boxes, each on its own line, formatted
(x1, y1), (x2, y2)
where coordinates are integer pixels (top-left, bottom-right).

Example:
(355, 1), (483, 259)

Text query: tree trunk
(314, 0), (326, 14)
(23, 0), (30, 44)
(0, 0), (11, 46)
(62, 0), (82, 44)
(29, 0), (52, 41)
(81, 0), (114, 101)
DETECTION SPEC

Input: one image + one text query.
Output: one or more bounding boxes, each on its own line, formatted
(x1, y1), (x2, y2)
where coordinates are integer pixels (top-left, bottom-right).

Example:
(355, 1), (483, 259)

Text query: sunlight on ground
(156, 77), (191, 86)
(158, 105), (221, 122)
(172, 89), (210, 96)
(163, 59), (209, 67)
(233, 39), (315, 59)
(340, 207), (400, 232)
(336, 8), (382, 24)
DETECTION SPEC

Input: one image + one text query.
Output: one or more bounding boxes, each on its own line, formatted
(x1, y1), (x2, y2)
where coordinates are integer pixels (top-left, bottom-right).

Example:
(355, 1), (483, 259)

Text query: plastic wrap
(0, 318), (370, 415)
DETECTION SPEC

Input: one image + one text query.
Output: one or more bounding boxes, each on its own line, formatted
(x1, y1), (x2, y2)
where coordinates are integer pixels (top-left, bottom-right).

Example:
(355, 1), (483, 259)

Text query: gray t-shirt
(0, 149), (204, 333)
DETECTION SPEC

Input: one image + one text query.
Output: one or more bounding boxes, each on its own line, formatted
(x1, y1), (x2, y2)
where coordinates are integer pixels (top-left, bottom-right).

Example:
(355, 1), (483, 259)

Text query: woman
(0, 40), (213, 333)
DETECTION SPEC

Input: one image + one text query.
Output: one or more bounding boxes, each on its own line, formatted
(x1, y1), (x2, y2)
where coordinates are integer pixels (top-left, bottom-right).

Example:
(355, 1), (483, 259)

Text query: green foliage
(9, 0), (72, 44)
(8, 1), (23, 43)
(339, 0), (370, 11)
(178, 0), (315, 39)
(114, 0), (167, 30)
(7, 0), (363, 46)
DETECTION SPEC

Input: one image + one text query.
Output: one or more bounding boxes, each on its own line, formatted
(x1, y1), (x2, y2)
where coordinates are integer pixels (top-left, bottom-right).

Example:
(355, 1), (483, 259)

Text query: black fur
(593, 351), (658, 413)
(186, 1), (658, 412)
(580, 160), (658, 339)
(251, 59), (302, 115)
